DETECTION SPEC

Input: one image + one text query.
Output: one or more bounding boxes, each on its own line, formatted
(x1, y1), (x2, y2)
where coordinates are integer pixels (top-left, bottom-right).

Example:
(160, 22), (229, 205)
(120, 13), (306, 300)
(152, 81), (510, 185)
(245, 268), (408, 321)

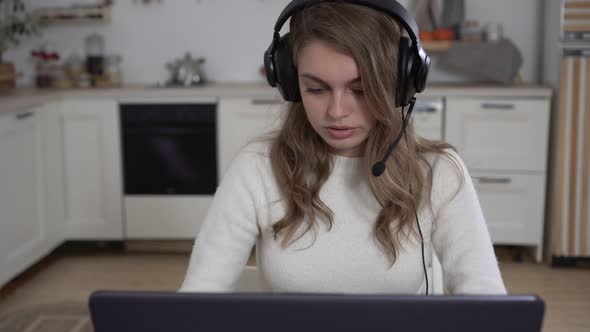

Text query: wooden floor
(0, 245), (589, 332)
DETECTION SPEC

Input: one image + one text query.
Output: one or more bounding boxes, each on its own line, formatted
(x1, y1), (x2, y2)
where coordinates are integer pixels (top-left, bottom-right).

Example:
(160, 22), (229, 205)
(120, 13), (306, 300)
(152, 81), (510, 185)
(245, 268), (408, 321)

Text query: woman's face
(297, 40), (377, 158)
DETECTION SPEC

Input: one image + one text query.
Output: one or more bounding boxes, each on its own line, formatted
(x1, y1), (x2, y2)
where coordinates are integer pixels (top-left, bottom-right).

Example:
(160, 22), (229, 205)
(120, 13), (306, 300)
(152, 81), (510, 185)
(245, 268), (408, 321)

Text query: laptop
(89, 290), (545, 332)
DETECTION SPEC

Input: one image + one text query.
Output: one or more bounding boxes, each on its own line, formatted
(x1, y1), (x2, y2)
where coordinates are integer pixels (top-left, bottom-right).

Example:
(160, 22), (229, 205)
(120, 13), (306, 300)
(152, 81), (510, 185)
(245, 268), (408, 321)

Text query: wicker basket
(0, 63), (17, 91)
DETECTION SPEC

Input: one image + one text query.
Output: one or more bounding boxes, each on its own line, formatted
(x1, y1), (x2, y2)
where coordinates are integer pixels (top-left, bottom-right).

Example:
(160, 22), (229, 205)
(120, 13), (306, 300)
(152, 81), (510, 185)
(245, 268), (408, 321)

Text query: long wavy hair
(266, 2), (462, 265)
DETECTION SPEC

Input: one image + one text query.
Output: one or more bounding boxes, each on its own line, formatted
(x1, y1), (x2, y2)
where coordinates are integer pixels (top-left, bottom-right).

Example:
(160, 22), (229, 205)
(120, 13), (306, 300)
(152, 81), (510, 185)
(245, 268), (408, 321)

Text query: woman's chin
(324, 138), (365, 157)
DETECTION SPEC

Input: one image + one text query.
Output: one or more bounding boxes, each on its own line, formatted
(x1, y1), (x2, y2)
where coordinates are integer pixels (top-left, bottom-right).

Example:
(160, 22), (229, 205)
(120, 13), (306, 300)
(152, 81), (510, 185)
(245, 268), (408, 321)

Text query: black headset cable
(401, 104), (429, 296)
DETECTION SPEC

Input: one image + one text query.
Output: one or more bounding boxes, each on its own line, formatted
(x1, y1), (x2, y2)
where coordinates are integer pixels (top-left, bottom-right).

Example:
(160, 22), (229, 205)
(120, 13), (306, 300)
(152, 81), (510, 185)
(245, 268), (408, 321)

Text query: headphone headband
(273, 0), (422, 50)
(264, 0), (430, 105)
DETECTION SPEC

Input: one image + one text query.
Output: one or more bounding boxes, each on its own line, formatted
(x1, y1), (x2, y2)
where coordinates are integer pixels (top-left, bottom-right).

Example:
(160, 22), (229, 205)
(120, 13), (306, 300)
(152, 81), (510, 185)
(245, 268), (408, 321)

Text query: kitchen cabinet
(445, 98), (550, 172)
(0, 103), (65, 287)
(412, 97), (444, 141)
(471, 172), (546, 246)
(61, 99), (124, 239)
(40, 101), (67, 253)
(445, 96), (551, 262)
(217, 97), (285, 178)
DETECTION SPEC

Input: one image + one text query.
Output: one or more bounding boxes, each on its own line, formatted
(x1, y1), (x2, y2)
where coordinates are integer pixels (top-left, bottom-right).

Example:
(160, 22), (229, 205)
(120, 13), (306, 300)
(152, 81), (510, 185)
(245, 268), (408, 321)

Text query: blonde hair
(266, 2), (461, 265)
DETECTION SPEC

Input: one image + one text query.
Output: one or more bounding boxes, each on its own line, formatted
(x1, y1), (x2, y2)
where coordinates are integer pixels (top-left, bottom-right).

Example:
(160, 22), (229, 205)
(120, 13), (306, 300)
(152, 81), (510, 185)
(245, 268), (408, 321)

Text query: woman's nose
(327, 92), (353, 119)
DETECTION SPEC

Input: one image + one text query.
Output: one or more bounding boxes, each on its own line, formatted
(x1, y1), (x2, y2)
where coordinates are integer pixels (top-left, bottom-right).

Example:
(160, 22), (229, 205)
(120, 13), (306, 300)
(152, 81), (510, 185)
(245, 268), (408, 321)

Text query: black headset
(263, 0), (430, 108)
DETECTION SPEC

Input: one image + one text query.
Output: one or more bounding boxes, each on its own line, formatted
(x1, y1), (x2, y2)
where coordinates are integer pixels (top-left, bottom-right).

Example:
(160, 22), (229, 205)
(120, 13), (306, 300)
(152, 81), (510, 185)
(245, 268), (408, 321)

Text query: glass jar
(64, 53), (85, 87)
(105, 54), (123, 86)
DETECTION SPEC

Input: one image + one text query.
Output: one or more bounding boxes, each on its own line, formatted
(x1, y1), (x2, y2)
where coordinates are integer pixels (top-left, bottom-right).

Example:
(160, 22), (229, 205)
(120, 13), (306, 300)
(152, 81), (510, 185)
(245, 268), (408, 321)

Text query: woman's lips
(326, 127), (356, 139)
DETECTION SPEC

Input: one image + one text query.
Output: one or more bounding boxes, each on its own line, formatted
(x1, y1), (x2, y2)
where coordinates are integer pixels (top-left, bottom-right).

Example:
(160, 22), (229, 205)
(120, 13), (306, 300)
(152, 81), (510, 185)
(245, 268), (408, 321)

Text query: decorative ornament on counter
(165, 52), (207, 87)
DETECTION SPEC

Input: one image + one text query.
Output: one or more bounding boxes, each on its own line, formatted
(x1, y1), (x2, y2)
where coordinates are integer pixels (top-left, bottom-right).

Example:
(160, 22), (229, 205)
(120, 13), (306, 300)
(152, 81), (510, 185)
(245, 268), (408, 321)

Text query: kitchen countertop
(0, 81), (554, 115)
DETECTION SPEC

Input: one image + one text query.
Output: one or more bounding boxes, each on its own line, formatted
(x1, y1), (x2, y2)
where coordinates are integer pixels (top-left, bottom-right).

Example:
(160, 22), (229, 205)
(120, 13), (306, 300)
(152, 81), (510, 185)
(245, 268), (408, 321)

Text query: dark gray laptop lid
(89, 290), (545, 332)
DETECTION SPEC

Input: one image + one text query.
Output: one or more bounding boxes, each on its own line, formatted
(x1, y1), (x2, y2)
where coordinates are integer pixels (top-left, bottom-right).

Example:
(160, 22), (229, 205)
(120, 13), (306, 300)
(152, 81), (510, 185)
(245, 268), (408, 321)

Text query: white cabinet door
(0, 108), (47, 287)
(445, 96), (550, 262)
(445, 97), (550, 172)
(217, 97), (284, 178)
(61, 100), (124, 239)
(39, 102), (67, 250)
(471, 171), (546, 246)
(412, 98), (443, 141)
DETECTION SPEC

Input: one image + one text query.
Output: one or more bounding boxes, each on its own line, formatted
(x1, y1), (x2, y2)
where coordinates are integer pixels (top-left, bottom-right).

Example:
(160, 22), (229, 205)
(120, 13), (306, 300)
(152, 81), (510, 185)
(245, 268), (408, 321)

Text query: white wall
(541, 0), (562, 87)
(6, 0), (542, 86)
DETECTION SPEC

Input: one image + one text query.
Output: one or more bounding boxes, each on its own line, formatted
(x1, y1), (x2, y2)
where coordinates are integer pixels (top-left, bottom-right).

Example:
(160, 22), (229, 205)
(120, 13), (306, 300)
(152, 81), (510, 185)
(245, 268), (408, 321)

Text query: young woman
(180, 0), (506, 295)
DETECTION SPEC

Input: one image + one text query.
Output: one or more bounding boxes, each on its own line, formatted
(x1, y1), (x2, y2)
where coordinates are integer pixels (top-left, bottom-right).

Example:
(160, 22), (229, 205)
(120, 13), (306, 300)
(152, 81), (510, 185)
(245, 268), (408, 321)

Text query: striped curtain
(562, 0), (590, 39)
(554, 55), (590, 257)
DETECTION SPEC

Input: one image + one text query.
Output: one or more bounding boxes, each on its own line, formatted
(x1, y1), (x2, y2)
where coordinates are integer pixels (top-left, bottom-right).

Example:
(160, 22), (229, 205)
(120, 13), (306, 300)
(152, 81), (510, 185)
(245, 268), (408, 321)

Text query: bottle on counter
(85, 32), (106, 85)
(105, 54), (123, 87)
(64, 53), (85, 87)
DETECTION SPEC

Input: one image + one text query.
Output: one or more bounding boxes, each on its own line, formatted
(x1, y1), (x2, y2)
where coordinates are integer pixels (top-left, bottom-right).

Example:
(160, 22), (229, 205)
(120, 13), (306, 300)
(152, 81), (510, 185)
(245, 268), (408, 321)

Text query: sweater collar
(331, 154), (365, 177)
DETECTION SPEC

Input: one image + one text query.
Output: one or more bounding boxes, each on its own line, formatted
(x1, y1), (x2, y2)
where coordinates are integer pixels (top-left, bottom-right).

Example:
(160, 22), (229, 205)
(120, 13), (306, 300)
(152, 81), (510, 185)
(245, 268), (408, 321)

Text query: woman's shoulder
(421, 147), (471, 206)
(225, 139), (273, 175)
(421, 148), (468, 191)
(421, 148), (465, 174)
(240, 139), (272, 156)
(234, 139), (272, 163)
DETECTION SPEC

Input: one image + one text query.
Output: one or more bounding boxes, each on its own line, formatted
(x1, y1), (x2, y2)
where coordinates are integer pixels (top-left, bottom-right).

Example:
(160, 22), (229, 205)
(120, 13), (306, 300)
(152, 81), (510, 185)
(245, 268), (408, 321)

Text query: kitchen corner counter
(0, 82), (553, 115)
(0, 82), (281, 114)
(421, 83), (553, 98)
(1, 89), (59, 115)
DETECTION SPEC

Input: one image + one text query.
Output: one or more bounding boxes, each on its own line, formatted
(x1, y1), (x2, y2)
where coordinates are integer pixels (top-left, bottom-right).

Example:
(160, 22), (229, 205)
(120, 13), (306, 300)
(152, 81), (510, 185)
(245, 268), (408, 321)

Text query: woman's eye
(305, 88), (324, 94)
(351, 89), (364, 95)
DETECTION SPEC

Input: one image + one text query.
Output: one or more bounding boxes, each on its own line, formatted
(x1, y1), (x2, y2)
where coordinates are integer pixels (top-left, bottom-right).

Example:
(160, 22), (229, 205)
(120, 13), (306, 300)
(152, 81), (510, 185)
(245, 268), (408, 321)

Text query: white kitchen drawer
(446, 97), (550, 172)
(413, 98), (443, 141)
(471, 171), (546, 246)
(125, 196), (213, 239)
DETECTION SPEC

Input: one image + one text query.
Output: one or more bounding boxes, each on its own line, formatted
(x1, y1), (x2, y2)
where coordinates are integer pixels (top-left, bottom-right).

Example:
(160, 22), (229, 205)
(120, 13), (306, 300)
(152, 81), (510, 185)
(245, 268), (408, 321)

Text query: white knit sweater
(180, 141), (506, 295)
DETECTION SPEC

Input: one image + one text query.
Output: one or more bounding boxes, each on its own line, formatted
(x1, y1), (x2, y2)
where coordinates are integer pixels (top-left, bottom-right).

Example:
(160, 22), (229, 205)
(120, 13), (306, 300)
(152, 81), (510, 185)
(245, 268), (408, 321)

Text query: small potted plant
(0, 0), (39, 89)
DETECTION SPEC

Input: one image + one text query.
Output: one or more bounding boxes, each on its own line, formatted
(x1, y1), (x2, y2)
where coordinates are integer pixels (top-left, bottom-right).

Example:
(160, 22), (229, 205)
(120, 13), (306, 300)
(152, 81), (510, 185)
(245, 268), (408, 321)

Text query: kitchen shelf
(34, 6), (112, 25)
(423, 41), (500, 53)
(422, 41), (451, 53)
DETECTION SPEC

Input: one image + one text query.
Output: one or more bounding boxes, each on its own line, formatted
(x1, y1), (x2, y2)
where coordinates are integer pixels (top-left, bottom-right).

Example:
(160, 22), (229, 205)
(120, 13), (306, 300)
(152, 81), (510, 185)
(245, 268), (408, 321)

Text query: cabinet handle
(414, 106), (438, 113)
(472, 176), (512, 184)
(251, 99), (284, 105)
(16, 111), (35, 120)
(481, 103), (515, 110)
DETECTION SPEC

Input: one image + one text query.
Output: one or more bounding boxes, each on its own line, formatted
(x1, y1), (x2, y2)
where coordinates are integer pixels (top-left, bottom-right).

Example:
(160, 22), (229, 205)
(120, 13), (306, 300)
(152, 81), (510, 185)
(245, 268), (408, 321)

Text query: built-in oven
(119, 99), (218, 239)
(120, 102), (217, 195)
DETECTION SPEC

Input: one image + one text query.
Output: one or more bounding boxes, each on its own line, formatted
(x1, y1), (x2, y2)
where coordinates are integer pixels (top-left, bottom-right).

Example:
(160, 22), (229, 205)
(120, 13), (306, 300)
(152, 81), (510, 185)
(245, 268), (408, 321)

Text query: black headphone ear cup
(264, 43), (277, 88)
(415, 53), (430, 93)
(274, 33), (301, 102)
(396, 36), (415, 107)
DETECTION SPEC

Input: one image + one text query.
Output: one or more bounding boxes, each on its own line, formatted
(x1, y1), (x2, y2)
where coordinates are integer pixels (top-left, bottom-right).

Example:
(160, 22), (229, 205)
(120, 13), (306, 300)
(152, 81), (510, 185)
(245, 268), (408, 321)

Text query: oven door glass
(121, 104), (217, 195)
